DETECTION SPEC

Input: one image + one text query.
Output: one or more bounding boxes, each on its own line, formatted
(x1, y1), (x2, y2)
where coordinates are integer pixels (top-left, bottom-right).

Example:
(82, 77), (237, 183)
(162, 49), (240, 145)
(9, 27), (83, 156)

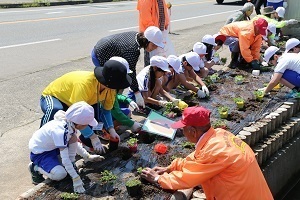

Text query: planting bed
(29, 60), (295, 199)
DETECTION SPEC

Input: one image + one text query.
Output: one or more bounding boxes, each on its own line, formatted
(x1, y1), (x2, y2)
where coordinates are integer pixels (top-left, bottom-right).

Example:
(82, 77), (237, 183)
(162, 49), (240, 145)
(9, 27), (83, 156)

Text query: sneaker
(28, 162), (45, 185)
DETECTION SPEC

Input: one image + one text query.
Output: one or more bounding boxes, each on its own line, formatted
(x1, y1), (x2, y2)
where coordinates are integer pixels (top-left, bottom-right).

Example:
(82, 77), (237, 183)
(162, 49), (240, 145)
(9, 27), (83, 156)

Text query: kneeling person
(28, 101), (104, 193)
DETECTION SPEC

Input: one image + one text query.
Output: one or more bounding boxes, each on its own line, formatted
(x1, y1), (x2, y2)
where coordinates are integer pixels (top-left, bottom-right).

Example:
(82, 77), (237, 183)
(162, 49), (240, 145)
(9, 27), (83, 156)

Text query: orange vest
(220, 20), (262, 63)
(158, 128), (273, 200)
(137, 0), (170, 32)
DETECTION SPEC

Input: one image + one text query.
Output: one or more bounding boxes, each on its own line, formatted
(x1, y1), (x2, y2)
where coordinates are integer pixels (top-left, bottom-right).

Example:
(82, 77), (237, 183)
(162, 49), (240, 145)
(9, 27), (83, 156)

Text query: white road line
(0, 38), (62, 49)
(0, 6), (88, 14)
(109, 10), (237, 32)
(46, 12), (63, 15)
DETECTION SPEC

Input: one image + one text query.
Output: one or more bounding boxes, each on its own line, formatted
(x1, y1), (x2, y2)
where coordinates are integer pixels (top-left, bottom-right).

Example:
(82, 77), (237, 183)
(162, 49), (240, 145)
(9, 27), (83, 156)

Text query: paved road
(0, 0), (244, 199)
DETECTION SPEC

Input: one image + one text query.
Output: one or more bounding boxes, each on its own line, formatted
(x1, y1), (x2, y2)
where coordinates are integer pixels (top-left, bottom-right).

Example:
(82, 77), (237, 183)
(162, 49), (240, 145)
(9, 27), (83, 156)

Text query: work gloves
(212, 56), (220, 64)
(286, 19), (298, 25)
(197, 89), (206, 98)
(171, 98), (180, 106)
(131, 121), (142, 132)
(109, 128), (120, 142)
(129, 101), (139, 110)
(158, 100), (169, 107)
(91, 136), (106, 154)
(72, 176), (85, 193)
(283, 1), (288, 8)
(201, 85), (210, 96)
(134, 92), (145, 108)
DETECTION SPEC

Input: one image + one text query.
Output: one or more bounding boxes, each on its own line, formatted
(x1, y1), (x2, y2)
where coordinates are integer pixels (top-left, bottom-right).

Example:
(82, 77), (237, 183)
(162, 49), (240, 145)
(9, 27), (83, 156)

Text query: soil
(30, 41), (294, 199)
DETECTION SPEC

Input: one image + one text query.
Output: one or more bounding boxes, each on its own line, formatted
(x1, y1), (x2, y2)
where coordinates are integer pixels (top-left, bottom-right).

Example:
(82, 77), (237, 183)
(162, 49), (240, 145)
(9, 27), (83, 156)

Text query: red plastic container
(128, 144), (138, 153)
(154, 143), (168, 154)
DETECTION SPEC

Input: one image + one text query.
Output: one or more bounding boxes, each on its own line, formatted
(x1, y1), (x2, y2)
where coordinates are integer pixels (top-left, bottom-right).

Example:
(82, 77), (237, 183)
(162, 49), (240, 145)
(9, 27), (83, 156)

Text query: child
(163, 54), (208, 100)
(130, 56), (179, 109)
(28, 101), (104, 193)
(284, 38), (300, 54)
(262, 46), (300, 94)
(179, 52), (209, 98)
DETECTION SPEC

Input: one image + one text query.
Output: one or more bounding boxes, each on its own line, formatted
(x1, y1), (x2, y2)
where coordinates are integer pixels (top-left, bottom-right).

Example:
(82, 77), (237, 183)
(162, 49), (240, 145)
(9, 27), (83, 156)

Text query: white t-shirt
(29, 120), (75, 154)
(136, 66), (151, 92)
(274, 53), (300, 74)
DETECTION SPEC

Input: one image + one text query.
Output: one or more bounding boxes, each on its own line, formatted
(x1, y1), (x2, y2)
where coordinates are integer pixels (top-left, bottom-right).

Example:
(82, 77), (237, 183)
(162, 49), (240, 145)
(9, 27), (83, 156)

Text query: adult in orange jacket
(137, 0), (175, 65)
(219, 18), (268, 70)
(141, 106), (273, 200)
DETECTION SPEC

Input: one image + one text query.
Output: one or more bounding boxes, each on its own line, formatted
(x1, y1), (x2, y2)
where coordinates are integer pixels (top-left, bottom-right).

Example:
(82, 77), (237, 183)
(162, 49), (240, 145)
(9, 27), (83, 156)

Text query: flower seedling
(218, 106), (229, 119)
(220, 57), (227, 65)
(100, 170), (117, 183)
(60, 192), (79, 200)
(212, 119), (228, 130)
(210, 73), (219, 83)
(253, 90), (264, 102)
(127, 137), (138, 153)
(181, 141), (195, 149)
(234, 75), (244, 85)
(137, 167), (144, 174)
(125, 179), (142, 197)
(233, 97), (245, 109)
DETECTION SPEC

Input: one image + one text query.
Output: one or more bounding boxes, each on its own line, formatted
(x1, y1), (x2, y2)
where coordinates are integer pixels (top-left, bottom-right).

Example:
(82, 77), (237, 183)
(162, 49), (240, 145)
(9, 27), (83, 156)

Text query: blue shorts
(267, 2), (283, 10)
(282, 69), (300, 87)
(30, 149), (60, 173)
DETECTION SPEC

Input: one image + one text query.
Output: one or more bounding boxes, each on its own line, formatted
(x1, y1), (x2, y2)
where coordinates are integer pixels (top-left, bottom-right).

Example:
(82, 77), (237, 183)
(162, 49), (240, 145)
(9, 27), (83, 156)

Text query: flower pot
(235, 80), (243, 85)
(219, 111), (228, 119)
(128, 144), (138, 153)
(126, 184), (141, 197)
(256, 95), (264, 102)
(109, 138), (119, 151)
(236, 101), (244, 109)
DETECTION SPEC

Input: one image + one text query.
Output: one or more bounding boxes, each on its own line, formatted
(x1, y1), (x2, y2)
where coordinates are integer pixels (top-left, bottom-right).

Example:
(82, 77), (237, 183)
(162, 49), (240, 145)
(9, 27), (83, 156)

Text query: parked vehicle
(216, 0), (255, 4)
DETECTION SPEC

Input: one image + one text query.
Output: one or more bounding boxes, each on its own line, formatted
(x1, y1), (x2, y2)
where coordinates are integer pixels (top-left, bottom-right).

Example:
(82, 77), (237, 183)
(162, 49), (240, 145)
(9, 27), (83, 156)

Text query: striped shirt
(94, 31), (141, 92)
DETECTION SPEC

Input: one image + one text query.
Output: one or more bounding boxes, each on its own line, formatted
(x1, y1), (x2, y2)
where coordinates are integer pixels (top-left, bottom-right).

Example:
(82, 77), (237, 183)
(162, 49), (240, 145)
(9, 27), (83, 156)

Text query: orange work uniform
(137, 0), (170, 32)
(219, 20), (262, 63)
(158, 128), (273, 200)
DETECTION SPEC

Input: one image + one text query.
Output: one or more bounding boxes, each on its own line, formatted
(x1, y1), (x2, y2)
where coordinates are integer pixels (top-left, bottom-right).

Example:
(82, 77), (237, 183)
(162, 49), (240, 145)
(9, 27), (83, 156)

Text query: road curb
(17, 179), (52, 199)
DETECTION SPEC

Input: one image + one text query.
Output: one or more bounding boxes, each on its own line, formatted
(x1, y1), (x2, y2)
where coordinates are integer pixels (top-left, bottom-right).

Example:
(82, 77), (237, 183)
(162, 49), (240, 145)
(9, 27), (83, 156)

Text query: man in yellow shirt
(40, 60), (131, 154)
(141, 106), (273, 200)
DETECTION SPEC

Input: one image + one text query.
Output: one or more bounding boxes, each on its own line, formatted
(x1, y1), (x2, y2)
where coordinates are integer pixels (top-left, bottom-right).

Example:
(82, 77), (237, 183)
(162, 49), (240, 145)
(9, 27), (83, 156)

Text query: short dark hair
(136, 32), (150, 49)
(269, 50), (282, 61)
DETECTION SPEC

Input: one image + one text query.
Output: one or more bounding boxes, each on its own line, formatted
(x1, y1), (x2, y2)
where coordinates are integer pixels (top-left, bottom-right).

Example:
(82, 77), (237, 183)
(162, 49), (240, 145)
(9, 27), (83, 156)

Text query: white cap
(109, 56), (132, 73)
(144, 26), (164, 48)
(267, 23), (276, 35)
(285, 38), (300, 53)
(65, 101), (98, 126)
(185, 52), (201, 71)
(264, 46), (280, 63)
(150, 56), (170, 72)
(193, 42), (207, 55)
(276, 7), (285, 18)
(201, 34), (217, 46)
(167, 55), (182, 74)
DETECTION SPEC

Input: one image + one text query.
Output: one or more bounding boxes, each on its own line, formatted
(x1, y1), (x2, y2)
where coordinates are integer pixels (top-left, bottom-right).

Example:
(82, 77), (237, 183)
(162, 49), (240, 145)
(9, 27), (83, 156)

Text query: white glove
(83, 154), (105, 163)
(134, 92), (145, 108)
(197, 89), (206, 98)
(212, 57), (220, 64)
(90, 136), (106, 154)
(201, 85), (210, 96)
(131, 121), (142, 132)
(287, 19), (298, 25)
(109, 128), (120, 142)
(129, 101), (139, 110)
(258, 87), (266, 92)
(283, 1), (288, 8)
(72, 176), (85, 193)
(261, 61), (268, 66)
(158, 100), (169, 107)
(171, 98), (180, 106)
